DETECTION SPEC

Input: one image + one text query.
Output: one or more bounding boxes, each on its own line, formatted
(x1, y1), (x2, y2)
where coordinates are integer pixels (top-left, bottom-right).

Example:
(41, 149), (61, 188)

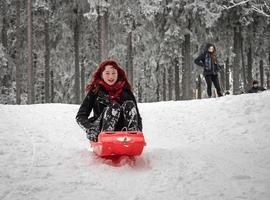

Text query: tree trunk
(267, 70), (270, 89)
(33, 53), (37, 102)
(174, 57), (180, 100)
(259, 60), (264, 87)
(197, 74), (202, 99)
(182, 34), (191, 100)
(168, 65), (172, 100)
(181, 45), (184, 100)
(138, 77), (142, 103)
(15, 0), (21, 104)
(225, 57), (230, 91)
(27, 0), (34, 104)
(1, 0), (8, 48)
(220, 64), (225, 92)
(126, 31), (133, 85)
(50, 70), (54, 103)
(247, 44), (253, 89)
(232, 26), (241, 94)
(240, 32), (247, 91)
(44, 12), (50, 103)
(97, 3), (108, 62)
(156, 61), (160, 102)
(74, 4), (80, 104)
(97, 7), (101, 61)
(162, 67), (166, 101)
(81, 57), (85, 100)
(268, 53), (270, 89)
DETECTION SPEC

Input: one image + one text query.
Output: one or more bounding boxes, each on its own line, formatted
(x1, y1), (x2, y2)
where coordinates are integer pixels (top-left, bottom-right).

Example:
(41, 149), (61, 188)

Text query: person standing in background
(194, 43), (223, 98)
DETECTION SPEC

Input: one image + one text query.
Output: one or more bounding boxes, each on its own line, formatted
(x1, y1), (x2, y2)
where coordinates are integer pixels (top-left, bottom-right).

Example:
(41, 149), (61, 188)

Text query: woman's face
(102, 65), (118, 85)
(208, 46), (215, 53)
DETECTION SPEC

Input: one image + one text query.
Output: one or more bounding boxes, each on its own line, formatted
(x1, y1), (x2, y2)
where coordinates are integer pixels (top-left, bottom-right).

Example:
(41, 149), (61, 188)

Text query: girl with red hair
(76, 60), (142, 142)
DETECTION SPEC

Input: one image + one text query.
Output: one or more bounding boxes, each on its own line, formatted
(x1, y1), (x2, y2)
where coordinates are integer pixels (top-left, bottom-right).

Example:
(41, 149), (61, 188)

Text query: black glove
(86, 129), (98, 142)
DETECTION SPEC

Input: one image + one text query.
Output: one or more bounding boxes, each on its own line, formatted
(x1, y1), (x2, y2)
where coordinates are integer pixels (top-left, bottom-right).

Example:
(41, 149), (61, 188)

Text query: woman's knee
(111, 102), (121, 110)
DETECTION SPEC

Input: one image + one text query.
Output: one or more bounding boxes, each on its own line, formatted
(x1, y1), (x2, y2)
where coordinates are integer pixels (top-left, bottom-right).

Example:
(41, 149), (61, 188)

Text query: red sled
(90, 131), (146, 157)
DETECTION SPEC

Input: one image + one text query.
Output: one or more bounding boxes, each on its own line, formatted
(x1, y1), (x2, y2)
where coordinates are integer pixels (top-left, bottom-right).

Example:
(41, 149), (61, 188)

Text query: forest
(0, 0), (269, 104)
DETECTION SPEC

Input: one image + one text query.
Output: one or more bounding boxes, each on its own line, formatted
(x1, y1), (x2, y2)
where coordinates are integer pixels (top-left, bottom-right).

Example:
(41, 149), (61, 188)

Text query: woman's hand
(86, 129), (98, 142)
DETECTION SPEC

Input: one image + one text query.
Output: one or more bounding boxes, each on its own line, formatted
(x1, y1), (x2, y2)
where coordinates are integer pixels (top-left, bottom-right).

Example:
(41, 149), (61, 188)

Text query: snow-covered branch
(221, 0), (250, 10)
(221, 0), (270, 17)
(251, 4), (270, 17)
(264, 1), (270, 12)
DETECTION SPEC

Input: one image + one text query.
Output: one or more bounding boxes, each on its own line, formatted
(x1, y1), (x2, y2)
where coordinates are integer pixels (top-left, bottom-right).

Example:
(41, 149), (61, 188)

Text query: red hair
(86, 60), (132, 92)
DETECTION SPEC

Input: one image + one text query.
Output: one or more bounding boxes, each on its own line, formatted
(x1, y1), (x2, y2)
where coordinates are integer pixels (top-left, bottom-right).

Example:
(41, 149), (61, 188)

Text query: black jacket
(247, 86), (266, 93)
(76, 86), (142, 131)
(194, 44), (220, 76)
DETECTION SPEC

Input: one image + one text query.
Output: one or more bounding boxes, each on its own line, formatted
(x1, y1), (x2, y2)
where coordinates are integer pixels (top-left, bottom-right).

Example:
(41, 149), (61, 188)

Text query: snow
(1, 91), (270, 200)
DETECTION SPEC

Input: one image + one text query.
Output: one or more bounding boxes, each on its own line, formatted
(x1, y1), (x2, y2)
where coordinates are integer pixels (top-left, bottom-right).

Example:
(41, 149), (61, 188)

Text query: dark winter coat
(247, 86), (266, 93)
(76, 85), (142, 132)
(194, 44), (221, 76)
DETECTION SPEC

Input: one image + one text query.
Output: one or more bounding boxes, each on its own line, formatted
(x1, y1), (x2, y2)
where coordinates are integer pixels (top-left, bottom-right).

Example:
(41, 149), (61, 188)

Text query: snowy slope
(1, 92), (270, 200)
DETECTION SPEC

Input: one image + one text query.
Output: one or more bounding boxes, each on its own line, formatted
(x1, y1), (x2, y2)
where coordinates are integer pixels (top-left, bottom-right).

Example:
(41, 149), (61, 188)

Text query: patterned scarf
(98, 80), (126, 101)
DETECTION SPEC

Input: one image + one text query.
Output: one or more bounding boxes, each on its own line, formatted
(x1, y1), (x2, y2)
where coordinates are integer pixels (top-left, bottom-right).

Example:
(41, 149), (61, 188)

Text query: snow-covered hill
(1, 92), (270, 200)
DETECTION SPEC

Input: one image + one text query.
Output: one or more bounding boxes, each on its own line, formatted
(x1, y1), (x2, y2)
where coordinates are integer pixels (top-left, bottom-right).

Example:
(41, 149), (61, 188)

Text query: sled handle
(104, 131), (115, 134)
(121, 127), (128, 131)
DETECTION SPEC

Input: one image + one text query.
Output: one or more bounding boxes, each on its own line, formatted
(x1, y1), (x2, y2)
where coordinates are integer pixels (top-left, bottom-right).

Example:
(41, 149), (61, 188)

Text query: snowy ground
(1, 91), (270, 200)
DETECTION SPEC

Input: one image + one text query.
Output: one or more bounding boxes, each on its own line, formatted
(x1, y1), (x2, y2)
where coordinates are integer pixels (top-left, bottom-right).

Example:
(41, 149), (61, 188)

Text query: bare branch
(222, 0), (250, 10)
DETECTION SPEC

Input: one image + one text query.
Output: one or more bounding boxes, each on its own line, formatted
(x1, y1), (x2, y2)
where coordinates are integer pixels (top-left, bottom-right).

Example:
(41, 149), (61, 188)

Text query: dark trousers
(205, 75), (222, 97)
(87, 101), (139, 141)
